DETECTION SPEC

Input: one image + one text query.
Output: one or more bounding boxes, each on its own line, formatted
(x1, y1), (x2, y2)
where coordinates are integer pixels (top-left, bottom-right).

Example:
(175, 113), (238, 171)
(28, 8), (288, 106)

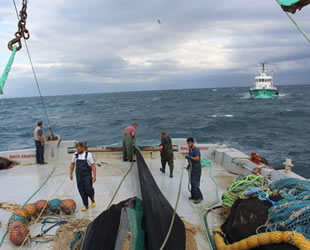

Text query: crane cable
(12, 0), (55, 137)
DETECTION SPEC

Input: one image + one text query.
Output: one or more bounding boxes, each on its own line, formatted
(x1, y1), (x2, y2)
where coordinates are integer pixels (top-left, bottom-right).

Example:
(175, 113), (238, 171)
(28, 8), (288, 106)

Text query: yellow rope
(214, 228), (310, 250)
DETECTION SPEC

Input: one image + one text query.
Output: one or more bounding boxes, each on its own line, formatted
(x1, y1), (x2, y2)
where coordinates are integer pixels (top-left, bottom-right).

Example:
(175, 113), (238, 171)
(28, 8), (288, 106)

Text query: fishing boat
(249, 63), (279, 99)
(1, 0), (310, 249)
(0, 137), (308, 249)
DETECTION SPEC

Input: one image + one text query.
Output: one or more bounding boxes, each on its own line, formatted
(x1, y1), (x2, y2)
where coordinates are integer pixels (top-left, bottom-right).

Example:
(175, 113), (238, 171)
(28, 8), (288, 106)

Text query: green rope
(106, 144), (140, 210)
(0, 45), (17, 95)
(106, 161), (135, 210)
(0, 144), (60, 248)
(222, 174), (267, 208)
(159, 160), (185, 250)
(199, 159), (221, 250)
(276, 0), (310, 43)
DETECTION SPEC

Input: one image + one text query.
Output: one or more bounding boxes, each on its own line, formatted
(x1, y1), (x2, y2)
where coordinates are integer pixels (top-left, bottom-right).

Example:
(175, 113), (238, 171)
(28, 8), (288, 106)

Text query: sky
(0, 0), (309, 97)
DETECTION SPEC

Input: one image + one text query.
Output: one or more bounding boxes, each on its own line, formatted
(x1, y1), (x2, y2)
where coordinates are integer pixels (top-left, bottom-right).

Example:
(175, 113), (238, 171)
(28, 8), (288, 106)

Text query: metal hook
(8, 37), (22, 51)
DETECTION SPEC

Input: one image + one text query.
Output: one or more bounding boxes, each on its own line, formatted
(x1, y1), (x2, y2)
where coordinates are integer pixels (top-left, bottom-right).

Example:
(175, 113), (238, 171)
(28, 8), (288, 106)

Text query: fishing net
(271, 178), (310, 201)
(82, 150), (185, 250)
(266, 178), (310, 239)
(221, 196), (298, 250)
(136, 150), (185, 250)
(82, 198), (135, 250)
(53, 218), (91, 250)
(267, 201), (310, 239)
(126, 198), (145, 250)
(0, 202), (20, 211)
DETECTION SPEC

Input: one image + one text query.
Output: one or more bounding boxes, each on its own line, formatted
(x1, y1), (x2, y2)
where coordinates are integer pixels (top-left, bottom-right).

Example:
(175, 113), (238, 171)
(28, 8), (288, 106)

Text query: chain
(8, 0), (29, 51)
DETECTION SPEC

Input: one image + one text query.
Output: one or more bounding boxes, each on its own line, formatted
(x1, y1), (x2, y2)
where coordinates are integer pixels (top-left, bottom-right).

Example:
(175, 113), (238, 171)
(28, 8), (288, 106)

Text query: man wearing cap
(122, 123), (137, 162)
(70, 142), (96, 212)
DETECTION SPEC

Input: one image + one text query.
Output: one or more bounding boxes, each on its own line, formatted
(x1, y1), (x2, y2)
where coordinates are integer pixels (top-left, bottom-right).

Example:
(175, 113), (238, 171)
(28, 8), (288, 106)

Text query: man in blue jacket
(185, 138), (203, 204)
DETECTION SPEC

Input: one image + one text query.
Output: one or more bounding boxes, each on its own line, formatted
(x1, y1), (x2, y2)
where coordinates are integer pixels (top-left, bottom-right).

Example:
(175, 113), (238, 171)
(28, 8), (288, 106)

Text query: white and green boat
(250, 63), (279, 99)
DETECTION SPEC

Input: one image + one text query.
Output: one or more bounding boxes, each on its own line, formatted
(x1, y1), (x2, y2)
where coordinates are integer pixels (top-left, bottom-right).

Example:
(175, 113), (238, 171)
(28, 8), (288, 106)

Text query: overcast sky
(0, 0), (309, 97)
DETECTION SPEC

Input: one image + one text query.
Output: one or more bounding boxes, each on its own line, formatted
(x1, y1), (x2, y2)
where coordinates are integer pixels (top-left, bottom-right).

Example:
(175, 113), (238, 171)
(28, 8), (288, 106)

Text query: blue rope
(70, 232), (83, 250)
(40, 217), (68, 236)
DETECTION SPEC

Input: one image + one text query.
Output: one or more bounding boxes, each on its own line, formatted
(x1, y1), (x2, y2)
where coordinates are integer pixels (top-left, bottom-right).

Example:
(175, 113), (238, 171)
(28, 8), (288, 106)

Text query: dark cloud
(0, 0), (309, 97)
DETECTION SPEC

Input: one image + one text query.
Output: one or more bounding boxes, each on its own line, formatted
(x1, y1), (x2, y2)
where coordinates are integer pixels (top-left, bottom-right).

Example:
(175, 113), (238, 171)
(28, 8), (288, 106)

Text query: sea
(0, 85), (309, 178)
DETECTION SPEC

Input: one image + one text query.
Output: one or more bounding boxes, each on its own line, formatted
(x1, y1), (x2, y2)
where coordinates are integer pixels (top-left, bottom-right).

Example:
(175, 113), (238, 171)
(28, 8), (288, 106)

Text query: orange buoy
(9, 225), (29, 246)
(7, 221), (26, 232)
(12, 209), (29, 220)
(60, 199), (76, 215)
(35, 200), (47, 213)
(23, 204), (36, 217)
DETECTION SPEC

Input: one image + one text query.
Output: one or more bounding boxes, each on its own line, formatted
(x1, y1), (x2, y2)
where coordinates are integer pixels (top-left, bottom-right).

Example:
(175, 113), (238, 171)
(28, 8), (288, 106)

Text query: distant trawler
(250, 63), (279, 99)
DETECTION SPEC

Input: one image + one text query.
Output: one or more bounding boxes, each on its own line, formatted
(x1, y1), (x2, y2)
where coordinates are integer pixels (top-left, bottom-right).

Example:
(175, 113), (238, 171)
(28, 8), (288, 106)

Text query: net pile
(217, 176), (310, 249)
(220, 174), (269, 218)
(53, 219), (91, 250)
(266, 178), (310, 239)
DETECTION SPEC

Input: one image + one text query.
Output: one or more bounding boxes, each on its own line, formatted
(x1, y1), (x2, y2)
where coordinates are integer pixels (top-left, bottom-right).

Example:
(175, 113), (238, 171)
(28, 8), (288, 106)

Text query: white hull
(0, 138), (303, 249)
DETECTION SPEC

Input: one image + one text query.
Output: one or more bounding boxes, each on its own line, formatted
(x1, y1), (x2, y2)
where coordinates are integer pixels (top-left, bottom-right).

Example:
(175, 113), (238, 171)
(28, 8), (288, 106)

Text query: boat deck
(0, 139), (302, 249)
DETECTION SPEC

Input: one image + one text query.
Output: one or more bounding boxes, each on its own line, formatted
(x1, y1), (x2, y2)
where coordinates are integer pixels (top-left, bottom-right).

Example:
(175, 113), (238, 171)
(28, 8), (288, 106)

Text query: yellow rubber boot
(92, 201), (96, 207)
(81, 206), (88, 212)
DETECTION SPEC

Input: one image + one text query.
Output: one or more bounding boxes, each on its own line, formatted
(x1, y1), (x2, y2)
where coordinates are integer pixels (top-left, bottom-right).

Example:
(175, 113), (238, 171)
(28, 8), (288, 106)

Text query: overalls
(75, 152), (94, 207)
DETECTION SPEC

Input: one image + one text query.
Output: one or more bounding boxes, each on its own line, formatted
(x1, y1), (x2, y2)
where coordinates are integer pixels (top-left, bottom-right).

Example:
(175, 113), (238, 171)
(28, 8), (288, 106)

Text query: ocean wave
(1, 86), (309, 178)
(208, 114), (234, 118)
(239, 92), (251, 99)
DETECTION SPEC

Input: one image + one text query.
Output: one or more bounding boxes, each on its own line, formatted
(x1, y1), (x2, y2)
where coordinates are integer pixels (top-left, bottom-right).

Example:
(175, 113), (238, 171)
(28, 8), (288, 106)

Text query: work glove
(185, 155), (192, 160)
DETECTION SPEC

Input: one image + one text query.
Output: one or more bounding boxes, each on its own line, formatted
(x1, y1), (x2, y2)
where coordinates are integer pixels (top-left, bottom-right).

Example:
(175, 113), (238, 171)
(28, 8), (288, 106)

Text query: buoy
(9, 225), (29, 246)
(7, 221), (25, 232)
(12, 209), (29, 220)
(35, 200), (47, 213)
(8, 215), (27, 225)
(48, 199), (61, 212)
(23, 204), (36, 217)
(60, 199), (76, 215)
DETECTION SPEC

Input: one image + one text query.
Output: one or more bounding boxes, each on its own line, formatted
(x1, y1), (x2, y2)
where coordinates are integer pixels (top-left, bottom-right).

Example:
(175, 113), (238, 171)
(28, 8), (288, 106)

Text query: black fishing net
(136, 150), (185, 250)
(81, 198), (136, 250)
(81, 151), (185, 250)
(221, 196), (298, 250)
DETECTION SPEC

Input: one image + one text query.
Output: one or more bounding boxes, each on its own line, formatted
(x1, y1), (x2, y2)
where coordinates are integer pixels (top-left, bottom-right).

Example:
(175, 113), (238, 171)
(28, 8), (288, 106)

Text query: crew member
(185, 138), (203, 204)
(70, 142), (96, 212)
(34, 121), (46, 164)
(159, 131), (174, 178)
(122, 123), (137, 162)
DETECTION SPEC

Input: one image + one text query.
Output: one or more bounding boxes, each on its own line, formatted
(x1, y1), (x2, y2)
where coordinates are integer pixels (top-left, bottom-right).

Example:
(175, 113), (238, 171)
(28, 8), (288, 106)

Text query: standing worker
(70, 142), (96, 212)
(159, 131), (174, 178)
(34, 121), (47, 165)
(122, 123), (137, 162)
(185, 138), (203, 204)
